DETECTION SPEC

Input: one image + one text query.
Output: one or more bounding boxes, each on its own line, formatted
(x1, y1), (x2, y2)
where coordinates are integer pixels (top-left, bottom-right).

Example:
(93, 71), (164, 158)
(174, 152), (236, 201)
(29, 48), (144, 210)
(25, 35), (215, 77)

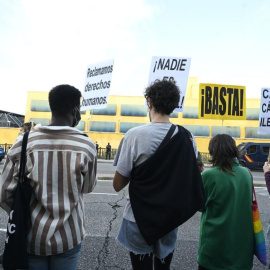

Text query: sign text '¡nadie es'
(153, 58), (187, 72)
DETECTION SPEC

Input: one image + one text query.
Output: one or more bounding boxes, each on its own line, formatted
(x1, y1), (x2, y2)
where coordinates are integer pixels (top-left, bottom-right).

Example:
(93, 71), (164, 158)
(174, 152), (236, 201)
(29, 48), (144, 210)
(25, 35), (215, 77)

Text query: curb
(97, 174), (114, 180)
(253, 181), (266, 187)
(96, 175), (266, 187)
(97, 159), (114, 163)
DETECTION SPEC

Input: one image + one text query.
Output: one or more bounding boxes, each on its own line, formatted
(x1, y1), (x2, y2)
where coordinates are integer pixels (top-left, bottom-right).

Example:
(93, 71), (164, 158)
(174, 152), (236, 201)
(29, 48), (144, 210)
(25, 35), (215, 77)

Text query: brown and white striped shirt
(0, 124), (97, 255)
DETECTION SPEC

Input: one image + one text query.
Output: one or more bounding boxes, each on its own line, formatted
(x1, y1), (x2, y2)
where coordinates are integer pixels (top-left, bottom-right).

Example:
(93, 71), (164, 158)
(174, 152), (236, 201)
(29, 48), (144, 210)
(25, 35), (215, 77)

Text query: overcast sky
(1, 0), (269, 114)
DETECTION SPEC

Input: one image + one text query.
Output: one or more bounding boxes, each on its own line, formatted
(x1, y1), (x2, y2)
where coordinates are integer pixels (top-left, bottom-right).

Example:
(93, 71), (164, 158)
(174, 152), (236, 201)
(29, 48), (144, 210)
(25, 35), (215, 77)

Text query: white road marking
(255, 188), (270, 197)
(91, 193), (118, 196)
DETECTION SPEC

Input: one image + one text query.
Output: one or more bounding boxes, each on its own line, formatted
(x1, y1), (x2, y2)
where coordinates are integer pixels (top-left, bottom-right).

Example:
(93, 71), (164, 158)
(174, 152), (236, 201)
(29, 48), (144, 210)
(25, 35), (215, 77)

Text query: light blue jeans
(117, 219), (178, 259)
(26, 243), (82, 270)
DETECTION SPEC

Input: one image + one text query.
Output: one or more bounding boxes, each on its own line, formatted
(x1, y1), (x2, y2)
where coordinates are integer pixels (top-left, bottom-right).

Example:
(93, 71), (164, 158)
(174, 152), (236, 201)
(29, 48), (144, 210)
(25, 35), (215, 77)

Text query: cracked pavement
(74, 180), (268, 270)
(96, 191), (126, 269)
(0, 180), (268, 269)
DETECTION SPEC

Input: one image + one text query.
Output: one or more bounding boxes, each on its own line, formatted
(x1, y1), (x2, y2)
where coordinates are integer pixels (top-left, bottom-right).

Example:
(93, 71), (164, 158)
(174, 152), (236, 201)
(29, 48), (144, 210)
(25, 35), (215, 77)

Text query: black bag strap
(179, 126), (193, 145)
(157, 124), (176, 150)
(18, 131), (29, 183)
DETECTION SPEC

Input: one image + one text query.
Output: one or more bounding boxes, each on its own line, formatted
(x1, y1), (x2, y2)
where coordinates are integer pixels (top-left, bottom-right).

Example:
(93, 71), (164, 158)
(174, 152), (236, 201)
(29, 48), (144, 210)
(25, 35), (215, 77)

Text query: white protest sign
(258, 88), (270, 134)
(148, 56), (191, 112)
(81, 59), (114, 110)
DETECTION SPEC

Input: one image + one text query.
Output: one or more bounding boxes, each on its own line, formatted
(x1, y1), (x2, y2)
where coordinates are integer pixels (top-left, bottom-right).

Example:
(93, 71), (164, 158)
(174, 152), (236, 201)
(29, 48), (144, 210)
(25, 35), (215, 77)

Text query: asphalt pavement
(1, 158), (267, 186)
(97, 159), (267, 187)
(0, 159), (269, 269)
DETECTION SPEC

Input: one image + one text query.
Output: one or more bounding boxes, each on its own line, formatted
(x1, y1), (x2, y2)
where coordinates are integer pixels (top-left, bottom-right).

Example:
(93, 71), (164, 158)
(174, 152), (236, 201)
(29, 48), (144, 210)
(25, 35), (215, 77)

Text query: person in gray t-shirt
(113, 80), (198, 270)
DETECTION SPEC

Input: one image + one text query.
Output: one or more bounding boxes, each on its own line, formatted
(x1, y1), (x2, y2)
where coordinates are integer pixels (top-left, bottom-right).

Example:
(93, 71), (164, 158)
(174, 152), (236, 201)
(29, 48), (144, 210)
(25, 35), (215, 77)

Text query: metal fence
(0, 144), (210, 163)
(0, 145), (117, 160)
(97, 148), (117, 160)
(200, 152), (210, 164)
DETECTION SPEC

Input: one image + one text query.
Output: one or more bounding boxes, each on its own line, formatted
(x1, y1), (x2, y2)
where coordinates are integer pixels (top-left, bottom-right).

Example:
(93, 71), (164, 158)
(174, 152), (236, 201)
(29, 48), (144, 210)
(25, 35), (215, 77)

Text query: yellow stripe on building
(0, 77), (268, 152)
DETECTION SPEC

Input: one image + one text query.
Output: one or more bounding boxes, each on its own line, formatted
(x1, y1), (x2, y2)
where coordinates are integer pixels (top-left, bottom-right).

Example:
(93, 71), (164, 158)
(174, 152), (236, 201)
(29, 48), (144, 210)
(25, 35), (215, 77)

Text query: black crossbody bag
(3, 131), (33, 270)
(130, 125), (205, 245)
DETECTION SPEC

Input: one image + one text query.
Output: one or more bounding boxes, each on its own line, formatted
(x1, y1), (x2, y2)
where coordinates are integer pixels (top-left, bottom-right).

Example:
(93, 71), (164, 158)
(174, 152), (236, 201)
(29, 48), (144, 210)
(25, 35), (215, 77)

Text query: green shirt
(197, 160), (254, 270)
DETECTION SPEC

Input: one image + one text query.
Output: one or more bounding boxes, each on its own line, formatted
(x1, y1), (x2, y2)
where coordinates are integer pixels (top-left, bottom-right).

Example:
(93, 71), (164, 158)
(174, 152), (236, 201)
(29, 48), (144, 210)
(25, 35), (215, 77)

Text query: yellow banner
(199, 84), (246, 120)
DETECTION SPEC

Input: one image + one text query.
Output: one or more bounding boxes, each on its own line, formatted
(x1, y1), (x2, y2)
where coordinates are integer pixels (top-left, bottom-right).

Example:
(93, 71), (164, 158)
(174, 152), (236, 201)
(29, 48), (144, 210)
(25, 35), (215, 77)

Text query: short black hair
(144, 80), (180, 115)
(49, 85), (81, 116)
(208, 134), (239, 174)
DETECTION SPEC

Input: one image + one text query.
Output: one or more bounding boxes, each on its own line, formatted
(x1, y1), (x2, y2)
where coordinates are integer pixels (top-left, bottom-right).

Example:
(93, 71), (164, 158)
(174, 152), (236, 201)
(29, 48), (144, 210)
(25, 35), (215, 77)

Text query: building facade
(0, 77), (267, 153)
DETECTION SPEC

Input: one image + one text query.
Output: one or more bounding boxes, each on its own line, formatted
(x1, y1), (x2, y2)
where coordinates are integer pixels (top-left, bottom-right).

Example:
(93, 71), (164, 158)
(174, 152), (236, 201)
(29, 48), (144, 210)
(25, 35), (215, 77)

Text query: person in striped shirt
(0, 84), (97, 270)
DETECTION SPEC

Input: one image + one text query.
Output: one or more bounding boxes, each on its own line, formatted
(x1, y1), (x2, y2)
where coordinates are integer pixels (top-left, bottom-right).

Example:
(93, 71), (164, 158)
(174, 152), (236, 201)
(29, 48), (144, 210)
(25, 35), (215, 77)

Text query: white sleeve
(113, 138), (124, 166)
(191, 133), (198, 158)
(115, 134), (134, 178)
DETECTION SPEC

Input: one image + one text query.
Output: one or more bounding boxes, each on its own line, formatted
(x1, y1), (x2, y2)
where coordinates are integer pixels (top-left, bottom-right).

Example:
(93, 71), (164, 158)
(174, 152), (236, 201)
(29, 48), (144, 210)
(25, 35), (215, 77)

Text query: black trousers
(129, 251), (173, 270)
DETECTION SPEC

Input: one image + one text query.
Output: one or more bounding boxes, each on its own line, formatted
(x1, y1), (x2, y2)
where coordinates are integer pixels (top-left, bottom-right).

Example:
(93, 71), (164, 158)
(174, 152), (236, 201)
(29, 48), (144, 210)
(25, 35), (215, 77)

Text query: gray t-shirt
(114, 122), (198, 222)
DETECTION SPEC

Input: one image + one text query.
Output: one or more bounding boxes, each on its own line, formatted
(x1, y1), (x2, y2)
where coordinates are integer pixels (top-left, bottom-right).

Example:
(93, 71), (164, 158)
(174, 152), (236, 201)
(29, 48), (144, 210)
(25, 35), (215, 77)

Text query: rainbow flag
(253, 199), (267, 265)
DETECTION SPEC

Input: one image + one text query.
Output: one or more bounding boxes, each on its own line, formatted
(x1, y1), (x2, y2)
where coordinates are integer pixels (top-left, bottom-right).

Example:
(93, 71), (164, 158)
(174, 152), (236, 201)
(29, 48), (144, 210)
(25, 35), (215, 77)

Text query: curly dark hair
(144, 80), (180, 115)
(49, 85), (81, 116)
(208, 134), (239, 174)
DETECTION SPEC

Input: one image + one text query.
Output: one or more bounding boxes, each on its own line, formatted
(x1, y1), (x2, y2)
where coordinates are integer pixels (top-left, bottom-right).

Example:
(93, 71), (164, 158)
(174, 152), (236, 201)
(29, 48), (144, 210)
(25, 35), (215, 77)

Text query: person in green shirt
(197, 134), (254, 270)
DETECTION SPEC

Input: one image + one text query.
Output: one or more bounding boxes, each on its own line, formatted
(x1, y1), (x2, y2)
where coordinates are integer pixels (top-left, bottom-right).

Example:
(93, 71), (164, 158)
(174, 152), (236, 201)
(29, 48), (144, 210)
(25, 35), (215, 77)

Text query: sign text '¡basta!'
(200, 85), (244, 118)
(153, 58), (187, 72)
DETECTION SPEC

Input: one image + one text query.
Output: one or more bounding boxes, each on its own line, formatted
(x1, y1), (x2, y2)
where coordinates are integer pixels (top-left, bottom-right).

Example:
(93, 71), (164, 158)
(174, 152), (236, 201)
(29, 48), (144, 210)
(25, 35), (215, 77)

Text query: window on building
(30, 118), (85, 130)
(246, 108), (259, 120)
(245, 127), (270, 139)
(182, 107), (198, 119)
(183, 125), (210, 137)
(120, 122), (145, 133)
(89, 121), (115, 132)
(121, 105), (147, 117)
(30, 100), (85, 114)
(92, 104), (117, 115)
(76, 121), (85, 131)
(30, 118), (50, 125)
(170, 112), (178, 118)
(212, 126), (240, 138)
(31, 100), (51, 112)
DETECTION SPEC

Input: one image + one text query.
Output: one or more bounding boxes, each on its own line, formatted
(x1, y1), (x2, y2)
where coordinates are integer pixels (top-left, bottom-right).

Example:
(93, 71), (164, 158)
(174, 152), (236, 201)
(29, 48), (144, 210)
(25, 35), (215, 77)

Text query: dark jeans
(106, 153), (111, 160)
(27, 243), (82, 270)
(129, 251), (173, 270)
